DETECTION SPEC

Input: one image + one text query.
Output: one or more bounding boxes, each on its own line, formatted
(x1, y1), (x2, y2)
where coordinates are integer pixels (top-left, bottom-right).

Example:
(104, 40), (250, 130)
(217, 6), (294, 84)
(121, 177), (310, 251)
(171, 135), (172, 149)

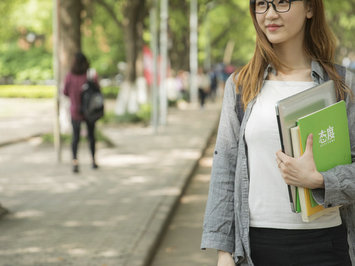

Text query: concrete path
(151, 134), (217, 266)
(0, 98), (220, 266)
(0, 98), (54, 146)
(0, 98), (117, 147)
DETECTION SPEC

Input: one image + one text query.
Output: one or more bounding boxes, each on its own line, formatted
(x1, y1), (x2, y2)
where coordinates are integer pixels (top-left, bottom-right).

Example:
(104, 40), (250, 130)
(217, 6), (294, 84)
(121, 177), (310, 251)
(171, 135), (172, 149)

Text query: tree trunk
(59, 0), (83, 86)
(58, 0), (83, 133)
(122, 0), (146, 82)
(94, 0), (147, 114)
(115, 0), (147, 115)
(169, 0), (190, 71)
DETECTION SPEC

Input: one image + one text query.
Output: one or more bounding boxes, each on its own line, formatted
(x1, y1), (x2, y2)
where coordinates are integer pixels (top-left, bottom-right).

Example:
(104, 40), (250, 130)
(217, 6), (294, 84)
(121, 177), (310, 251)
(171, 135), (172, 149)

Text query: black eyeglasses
(250, 0), (303, 14)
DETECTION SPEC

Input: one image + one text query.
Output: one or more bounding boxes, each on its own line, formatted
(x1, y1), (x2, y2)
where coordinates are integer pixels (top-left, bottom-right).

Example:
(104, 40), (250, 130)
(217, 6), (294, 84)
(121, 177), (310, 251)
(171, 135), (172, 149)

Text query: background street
(0, 98), (220, 266)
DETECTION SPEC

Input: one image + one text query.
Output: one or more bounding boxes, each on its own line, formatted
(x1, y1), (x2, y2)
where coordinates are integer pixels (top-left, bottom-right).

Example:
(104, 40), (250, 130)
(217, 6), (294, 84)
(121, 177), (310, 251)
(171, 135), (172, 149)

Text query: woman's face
(255, 0), (313, 46)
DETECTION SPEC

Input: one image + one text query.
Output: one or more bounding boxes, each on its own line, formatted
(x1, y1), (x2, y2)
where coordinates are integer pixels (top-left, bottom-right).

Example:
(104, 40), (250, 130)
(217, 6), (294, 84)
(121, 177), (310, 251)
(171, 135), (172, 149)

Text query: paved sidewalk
(0, 98), (54, 146)
(0, 101), (220, 266)
(151, 134), (217, 266)
(0, 98), (117, 147)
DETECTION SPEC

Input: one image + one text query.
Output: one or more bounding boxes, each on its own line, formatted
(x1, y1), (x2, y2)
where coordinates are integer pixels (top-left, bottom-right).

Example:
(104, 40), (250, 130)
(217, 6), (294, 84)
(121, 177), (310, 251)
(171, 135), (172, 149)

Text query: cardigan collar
(263, 61), (325, 84)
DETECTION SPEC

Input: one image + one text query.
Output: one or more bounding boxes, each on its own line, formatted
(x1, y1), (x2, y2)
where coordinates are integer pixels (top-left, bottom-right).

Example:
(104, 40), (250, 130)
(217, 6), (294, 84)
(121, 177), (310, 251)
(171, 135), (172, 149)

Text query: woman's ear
(306, 3), (313, 19)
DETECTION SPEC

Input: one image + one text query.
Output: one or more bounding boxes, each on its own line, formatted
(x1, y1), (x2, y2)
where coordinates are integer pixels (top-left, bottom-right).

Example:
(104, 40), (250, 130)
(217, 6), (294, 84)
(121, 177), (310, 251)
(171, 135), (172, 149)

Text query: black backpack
(80, 80), (104, 123)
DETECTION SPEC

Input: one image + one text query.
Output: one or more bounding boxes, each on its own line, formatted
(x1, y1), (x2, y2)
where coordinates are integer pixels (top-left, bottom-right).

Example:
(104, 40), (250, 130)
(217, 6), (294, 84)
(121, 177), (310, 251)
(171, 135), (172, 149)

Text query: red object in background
(224, 64), (236, 75)
(143, 45), (153, 86)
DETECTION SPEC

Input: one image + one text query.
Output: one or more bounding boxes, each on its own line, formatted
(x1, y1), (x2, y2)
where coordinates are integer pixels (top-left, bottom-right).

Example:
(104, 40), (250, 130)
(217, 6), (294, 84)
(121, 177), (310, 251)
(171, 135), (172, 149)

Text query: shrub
(0, 46), (53, 83)
(0, 85), (118, 99)
(101, 104), (151, 125)
(100, 86), (119, 99)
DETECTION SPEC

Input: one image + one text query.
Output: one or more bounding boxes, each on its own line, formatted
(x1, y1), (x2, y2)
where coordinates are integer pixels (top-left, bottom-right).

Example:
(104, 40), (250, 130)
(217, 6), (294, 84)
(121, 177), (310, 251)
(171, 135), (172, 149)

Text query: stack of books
(290, 100), (351, 222)
(275, 81), (352, 222)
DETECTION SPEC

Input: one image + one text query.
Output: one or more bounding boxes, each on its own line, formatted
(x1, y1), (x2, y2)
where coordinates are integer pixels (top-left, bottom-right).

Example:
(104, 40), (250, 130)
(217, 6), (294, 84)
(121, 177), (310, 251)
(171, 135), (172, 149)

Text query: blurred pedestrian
(176, 70), (190, 102)
(166, 71), (179, 104)
(201, 0), (355, 265)
(63, 52), (99, 173)
(209, 68), (218, 102)
(197, 68), (211, 108)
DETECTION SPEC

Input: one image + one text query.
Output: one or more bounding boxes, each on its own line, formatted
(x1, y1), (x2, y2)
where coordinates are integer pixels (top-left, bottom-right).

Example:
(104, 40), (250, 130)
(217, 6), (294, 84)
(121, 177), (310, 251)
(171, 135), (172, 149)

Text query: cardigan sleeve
(313, 70), (355, 207)
(201, 75), (240, 253)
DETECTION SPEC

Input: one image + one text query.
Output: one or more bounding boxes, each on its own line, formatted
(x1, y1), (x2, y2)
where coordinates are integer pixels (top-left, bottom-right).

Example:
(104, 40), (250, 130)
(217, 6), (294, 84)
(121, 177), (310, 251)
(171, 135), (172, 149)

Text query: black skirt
(249, 224), (351, 266)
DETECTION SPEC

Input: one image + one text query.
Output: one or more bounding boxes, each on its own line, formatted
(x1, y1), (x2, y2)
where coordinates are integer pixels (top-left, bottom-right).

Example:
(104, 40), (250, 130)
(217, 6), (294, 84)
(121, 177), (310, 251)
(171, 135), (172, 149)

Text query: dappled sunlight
(195, 173), (211, 182)
(146, 187), (181, 197)
(98, 249), (120, 258)
(199, 156), (213, 167)
(0, 175), (99, 195)
(63, 215), (128, 228)
(121, 175), (149, 185)
(67, 248), (88, 256)
(180, 194), (207, 204)
(166, 149), (200, 160)
(63, 221), (83, 227)
(0, 246), (43, 256)
(57, 182), (82, 192)
(100, 154), (154, 166)
(91, 220), (114, 227)
(1, 181), (83, 195)
(12, 209), (44, 219)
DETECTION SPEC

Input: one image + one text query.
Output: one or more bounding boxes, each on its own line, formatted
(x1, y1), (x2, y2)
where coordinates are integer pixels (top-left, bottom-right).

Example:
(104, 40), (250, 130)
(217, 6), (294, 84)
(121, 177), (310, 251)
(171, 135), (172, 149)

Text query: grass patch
(101, 86), (119, 99)
(102, 104), (151, 125)
(0, 85), (119, 99)
(0, 85), (55, 98)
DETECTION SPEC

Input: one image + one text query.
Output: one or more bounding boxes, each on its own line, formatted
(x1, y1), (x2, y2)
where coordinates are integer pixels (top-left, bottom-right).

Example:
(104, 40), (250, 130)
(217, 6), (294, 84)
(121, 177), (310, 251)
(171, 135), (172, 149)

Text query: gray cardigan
(201, 61), (355, 265)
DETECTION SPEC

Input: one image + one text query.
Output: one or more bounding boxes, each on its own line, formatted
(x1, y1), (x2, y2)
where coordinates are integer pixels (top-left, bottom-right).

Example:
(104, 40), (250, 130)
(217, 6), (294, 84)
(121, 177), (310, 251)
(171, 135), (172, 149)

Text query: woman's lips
(267, 24), (282, 32)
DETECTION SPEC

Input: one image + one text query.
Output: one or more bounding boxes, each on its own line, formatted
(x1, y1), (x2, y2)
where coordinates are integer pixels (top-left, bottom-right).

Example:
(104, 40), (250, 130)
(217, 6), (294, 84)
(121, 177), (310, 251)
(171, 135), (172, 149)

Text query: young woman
(201, 0), (355, 265)
(64, 52), (99, 173)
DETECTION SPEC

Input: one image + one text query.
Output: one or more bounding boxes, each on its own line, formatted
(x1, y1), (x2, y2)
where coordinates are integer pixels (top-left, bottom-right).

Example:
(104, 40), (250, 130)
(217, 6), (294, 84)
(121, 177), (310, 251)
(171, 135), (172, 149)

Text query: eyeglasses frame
(250, 0), (304, 14)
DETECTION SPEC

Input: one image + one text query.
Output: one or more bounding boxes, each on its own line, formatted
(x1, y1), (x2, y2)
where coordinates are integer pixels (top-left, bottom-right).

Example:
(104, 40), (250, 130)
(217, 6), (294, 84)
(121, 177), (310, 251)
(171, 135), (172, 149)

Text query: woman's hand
(276, 134), (324, 189)
(217, 250), (235, 266)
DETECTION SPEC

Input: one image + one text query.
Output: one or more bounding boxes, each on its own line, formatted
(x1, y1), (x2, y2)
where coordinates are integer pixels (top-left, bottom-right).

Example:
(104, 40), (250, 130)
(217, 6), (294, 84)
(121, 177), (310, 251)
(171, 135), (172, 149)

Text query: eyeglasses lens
(254, 0), (291, 14)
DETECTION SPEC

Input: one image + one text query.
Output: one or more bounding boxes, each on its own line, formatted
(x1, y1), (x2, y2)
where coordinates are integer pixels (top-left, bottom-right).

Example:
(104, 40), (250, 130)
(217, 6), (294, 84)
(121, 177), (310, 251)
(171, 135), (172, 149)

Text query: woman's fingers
(304, 133), (313, 155)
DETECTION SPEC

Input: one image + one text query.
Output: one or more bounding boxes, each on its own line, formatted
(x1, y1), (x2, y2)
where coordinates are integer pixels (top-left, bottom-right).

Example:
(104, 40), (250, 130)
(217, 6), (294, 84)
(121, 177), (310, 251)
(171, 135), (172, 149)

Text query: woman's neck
(269, 41), (312, 82)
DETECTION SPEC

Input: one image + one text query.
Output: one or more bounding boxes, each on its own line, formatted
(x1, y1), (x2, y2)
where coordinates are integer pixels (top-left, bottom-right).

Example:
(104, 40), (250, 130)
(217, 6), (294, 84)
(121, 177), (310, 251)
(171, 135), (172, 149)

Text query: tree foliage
(0, 0), (354, 84)
(85, 0), (148, 82)
(323, 0), (355, 61)
(199, 0), (256, 67)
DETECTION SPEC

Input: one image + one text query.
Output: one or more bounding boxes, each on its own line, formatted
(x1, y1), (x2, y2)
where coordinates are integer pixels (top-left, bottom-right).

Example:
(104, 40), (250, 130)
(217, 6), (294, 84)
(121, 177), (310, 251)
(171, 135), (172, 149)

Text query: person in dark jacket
(63, 52), (99, 173)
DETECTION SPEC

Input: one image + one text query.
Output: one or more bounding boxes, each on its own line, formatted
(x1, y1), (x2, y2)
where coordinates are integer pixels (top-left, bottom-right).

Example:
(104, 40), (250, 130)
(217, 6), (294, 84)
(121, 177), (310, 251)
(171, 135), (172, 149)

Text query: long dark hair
(71, 52), (89, 75)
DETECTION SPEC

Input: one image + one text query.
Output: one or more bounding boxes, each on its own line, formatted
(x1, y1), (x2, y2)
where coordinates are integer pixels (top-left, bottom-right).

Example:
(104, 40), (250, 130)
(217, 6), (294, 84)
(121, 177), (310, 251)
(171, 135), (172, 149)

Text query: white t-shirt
(245, 80), (341, 229)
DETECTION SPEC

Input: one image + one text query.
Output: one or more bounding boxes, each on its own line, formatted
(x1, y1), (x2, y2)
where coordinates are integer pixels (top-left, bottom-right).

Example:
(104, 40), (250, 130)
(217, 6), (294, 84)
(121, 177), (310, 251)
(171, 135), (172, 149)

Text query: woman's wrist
(311, 171), (325, 189)
(217, 250), (234, 266)
(218, 250), (232, 258)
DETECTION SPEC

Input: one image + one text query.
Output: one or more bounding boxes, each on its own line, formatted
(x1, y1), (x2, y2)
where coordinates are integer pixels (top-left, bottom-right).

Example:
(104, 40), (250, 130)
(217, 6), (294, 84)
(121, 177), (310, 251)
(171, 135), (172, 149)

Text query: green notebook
(297, 100), (352, 208)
